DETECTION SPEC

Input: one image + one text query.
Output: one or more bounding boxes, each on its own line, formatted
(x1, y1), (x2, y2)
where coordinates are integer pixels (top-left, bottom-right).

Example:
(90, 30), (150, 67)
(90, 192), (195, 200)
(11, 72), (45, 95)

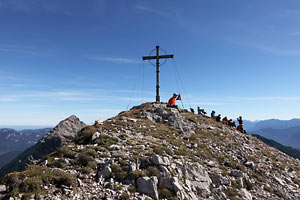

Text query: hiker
(237, 124), (244, 133)
(237, 116), (243, 125)
(216, 114), (221, 122)
(232, 121), (236, 128)
(167, 93), (178, 108)
(222, 116), (228, 124)
(198, 107), (207, 116)
(211, 111), (216, 118)
(190, 108), (195, 113)
(227, 119), (232, 126)
(197, 106), (201, 115)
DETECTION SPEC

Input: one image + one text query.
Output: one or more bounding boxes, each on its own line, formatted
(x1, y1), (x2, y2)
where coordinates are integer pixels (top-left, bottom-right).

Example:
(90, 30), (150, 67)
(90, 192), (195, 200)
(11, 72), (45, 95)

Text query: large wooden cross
(142, 46), (174, 103)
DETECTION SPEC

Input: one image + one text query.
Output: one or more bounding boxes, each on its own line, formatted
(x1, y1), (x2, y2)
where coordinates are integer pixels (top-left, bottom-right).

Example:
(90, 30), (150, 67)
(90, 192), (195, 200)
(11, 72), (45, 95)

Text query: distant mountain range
(243, 118), (300, 150)
(0, 116), (86, 178)
(253, 134), (300, 160)
(0, 128), (51, 168)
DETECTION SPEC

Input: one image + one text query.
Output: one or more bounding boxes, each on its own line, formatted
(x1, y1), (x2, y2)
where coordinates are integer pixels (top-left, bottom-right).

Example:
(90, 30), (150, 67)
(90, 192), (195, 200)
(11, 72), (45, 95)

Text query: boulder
(128, 162), (137, 172)
(244, 161), (255, 169)
(240, 188), (252, 200)
(0, 185), (6, 193)
(150, 155), (170, 166)
(182, 164), (212, 195)
(92, 132), (101, 141)
(230, 170), (243, 178)
(97, 166), (112, 179)
(137, 176), (159, 200)
(95, 119), (104, 125)
(209, 173), (230, 186)
(109, 145), (121, 151)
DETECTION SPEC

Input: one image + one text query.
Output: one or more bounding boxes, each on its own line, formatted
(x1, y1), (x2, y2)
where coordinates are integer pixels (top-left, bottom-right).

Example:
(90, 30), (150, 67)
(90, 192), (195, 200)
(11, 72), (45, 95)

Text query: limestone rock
(230, 170), (243, 178)
(92, 132), (100, 141)
(150, 155), (170, 166)
(240, 188), (252, 200)
(97, 166), (112, 179)
(0, 185), (6, 193)
(137, 176), (159, 200)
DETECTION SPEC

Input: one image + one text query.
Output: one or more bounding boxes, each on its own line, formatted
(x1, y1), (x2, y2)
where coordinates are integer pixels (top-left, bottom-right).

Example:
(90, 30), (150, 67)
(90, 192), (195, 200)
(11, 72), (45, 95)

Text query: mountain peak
(43, 115), (86, 142)
(1, 103), (300, 199)
(0, 115), (86, 179)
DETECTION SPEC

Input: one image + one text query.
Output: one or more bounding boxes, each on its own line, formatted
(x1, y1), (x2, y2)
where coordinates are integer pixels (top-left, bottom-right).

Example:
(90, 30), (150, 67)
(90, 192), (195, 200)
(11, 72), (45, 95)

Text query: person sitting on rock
(232, 121), (236, 128)
(222, 116), (228, 124)
(211, 111), (216, 118)
(197, 106), (201, 115)
(198, 107), (207, 116)
(167, 93), (178, 108)
(190, 108), (195, 113)
(216, 114), (221, 122)
(237, 124), (245, 133)
(227, 119), (232, 126)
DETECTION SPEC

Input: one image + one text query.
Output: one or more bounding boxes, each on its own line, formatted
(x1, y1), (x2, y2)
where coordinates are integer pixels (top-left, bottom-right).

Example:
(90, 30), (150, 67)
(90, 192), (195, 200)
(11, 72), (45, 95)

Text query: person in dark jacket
(216, 114), (221, 122)
(211, 111), (216, 118)
(237, 116), (243, 125)
(222, 116), (228, 124)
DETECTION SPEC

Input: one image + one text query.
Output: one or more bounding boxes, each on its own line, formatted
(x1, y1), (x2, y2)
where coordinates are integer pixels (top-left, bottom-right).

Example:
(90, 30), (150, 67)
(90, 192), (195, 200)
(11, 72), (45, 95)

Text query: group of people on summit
(167, 93), (247, 133)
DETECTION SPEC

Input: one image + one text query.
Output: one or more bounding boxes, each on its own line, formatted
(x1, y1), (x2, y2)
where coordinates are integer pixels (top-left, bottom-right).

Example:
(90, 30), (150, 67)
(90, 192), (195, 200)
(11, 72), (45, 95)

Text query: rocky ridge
(0, 103), (300, 200)
(0, 115), (86, 179)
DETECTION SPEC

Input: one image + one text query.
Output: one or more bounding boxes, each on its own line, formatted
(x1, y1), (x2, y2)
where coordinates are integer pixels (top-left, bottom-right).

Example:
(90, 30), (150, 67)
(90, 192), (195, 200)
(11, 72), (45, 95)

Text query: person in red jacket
(167, 93), (178, 108)
(237, 124), (244, 133)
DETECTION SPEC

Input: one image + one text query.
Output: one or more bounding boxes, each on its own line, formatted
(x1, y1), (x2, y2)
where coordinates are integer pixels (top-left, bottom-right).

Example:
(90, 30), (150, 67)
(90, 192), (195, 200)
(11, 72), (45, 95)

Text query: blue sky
(1, 0), (300, 127)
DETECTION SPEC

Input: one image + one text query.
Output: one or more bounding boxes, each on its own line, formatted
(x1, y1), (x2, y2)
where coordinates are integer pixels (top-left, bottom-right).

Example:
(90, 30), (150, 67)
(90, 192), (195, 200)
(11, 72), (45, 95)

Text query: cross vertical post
(156, 46), (160, 102)
(143, 46), (174, 103)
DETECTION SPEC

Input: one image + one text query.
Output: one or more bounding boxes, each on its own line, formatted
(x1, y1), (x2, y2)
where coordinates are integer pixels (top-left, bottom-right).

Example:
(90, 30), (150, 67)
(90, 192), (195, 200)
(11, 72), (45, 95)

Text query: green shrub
(120, 193), (130, 200)
(96, 134), (119, 148)
(225, 187), (239, 198)
(48, 160), (64, 168)
(128, 185), (136, 193)
(139, 157), (152, 169)
(152, 144), (172, 155)
(159, 188), (179, 200)
(264, 185), (273, 193)
(146, 166), (160, 177)
(111, 164), (127, 182)
(78, 148), (97, 167)
(231, 180), (242, 190)
(19, 177), (42, 193)
(114, 185), (123, 191)
(82, 166), (94, 174)
(292, 178), (300, 187)
(1, 166), (74, 197)
(58, 146), (76, 159)
(128, 170), (146, 180)
(273, 189), (285, 198)
(75, 126), (98, 144)
(244, 178), (254, 190)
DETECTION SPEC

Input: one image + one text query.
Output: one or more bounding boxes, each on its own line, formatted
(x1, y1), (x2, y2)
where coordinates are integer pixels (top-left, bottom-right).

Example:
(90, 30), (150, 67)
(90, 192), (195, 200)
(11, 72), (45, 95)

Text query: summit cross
(142, 46), (174, 103)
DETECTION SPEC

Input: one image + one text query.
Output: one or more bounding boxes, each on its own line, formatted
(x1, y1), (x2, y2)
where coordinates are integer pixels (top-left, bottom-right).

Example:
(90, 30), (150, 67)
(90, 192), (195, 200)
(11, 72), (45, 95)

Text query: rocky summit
(0, 115), (86, 179)
(1, 102), (300, 200)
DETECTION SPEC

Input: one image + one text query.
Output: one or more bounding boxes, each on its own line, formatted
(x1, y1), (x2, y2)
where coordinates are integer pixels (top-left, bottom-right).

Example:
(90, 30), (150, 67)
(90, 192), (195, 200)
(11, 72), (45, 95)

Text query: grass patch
(75, 126), (98, 144)
(95, 134), (119, 149)
(111, 164), (127, 182)
(145, 166), (160, 177)
(159, 187), (179, 200)
(1, 166), (74, 198)
(127, 170), (146, 180)
(77, 147), (97, 169)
